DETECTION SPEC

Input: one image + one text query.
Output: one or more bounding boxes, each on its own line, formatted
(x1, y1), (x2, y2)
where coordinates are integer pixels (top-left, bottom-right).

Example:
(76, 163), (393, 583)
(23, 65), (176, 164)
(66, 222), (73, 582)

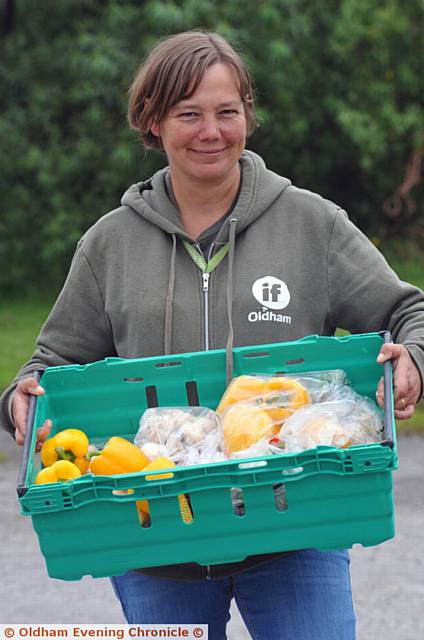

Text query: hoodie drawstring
(226, 218), (237, 384)
(164, 233), (177, 356)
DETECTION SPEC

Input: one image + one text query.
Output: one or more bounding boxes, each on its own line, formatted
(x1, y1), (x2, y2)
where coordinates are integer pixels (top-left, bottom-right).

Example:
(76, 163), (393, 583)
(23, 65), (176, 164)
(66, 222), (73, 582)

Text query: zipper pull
(202, 272), (210, 292)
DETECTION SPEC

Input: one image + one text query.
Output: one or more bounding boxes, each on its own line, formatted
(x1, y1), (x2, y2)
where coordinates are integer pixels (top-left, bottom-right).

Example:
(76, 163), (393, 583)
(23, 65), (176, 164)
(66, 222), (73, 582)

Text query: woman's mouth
(191, 148), (226, 155)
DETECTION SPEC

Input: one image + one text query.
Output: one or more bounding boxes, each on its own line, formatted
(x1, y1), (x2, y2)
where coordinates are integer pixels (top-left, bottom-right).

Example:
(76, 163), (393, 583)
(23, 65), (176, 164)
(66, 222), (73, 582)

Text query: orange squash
(222, 404), (277, 454)
(217, 375), (310, 426)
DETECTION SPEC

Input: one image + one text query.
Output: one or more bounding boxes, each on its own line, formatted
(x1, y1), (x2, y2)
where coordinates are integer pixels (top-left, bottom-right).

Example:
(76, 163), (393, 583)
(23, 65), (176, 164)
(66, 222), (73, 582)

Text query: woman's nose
(198, 116), (221, 140)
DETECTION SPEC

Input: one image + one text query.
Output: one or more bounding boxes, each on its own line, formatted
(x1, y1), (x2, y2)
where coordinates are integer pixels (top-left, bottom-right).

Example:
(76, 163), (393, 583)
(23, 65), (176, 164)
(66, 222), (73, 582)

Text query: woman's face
(151, 63), (247, 185)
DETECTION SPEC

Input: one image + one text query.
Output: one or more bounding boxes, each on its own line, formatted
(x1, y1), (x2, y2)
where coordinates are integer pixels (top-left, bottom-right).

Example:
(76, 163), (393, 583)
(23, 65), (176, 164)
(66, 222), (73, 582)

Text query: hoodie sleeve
(328, 208), (424, 395)
(0, 241), (116, 436)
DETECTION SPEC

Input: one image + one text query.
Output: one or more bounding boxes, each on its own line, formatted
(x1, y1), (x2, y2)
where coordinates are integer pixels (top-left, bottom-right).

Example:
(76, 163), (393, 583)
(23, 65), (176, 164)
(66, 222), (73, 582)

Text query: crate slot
(282, 466), (304, 475)
(243, 351), (270, 358)
(273, 483), (288, 512)
(123, 377), (144, 382)
(179, 494), (194, 524)
(136, 501), (151, 528)
(231, 488), (246, 516)
(112, 489), (135, 496)
(144, 469), (174, 481)
(185, 381), (200, 406)
(155, 360), (182, 368)
(238, 460), (267, 470)
(285, 358), (304, 365)
(145, 385), (158, 408)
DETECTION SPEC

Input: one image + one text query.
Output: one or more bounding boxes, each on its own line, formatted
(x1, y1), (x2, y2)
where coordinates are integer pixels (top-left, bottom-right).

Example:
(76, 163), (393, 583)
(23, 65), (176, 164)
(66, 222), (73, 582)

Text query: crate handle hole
(124, 377), (144, 382)
(231, 487), (246, 516)
(243, 351), (270, 359)
(282, 466), (303, 475)
(143, 468), (174, 481)
(112, 489), (135, 496)
(364, 461), (372, 466)
(238, 460), (267, 470)
(285, 358), (304, 365)
(155, 360), (182, 368)
(273, 483), (288, 512)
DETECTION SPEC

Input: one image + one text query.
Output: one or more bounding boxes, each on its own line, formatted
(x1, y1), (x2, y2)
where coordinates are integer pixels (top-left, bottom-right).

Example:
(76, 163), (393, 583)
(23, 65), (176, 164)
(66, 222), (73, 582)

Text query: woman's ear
(150, 120), (160, 138)
(144, 98), (160, 138)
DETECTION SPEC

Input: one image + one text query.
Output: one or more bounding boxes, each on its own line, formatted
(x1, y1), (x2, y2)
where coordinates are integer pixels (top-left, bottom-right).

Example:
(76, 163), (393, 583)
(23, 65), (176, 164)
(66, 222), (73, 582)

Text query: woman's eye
(178, 112), (198, 119)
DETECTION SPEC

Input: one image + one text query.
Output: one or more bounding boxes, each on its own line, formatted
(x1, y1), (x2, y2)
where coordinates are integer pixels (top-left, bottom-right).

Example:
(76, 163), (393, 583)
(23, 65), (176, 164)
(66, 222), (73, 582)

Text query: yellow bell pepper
(136, 457), (193, 525)
(35, 460), (82, 484)
(73, 456), (90, 474)
(89, 436), (150, 475)
(40, 428), (89, 470)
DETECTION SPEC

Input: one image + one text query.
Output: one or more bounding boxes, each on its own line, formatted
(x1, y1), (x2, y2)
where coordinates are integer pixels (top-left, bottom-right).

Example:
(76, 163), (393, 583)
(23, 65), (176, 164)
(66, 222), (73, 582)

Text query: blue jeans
(110, 549), (355, 640)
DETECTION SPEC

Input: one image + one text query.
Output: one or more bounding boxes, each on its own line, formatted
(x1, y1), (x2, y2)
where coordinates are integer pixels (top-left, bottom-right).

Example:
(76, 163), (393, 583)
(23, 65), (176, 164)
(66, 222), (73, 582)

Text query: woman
(2, 31), (423, 640)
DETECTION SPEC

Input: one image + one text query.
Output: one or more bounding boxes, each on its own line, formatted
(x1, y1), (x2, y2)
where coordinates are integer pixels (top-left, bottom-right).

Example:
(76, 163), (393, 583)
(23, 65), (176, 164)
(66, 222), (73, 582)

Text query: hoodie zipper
(183, 240), (230, 352)
(195, 242), (214, 351)
(202, 272), (210, 350)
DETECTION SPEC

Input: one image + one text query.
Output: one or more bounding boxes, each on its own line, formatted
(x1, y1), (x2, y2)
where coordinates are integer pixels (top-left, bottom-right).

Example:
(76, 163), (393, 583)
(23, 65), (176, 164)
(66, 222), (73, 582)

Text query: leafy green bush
(1, 0), (422, 294)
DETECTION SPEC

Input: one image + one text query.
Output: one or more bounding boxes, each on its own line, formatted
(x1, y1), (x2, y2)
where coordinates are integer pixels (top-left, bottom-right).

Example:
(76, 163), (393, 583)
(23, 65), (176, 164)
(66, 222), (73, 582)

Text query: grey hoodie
(2, 150), (424, 578)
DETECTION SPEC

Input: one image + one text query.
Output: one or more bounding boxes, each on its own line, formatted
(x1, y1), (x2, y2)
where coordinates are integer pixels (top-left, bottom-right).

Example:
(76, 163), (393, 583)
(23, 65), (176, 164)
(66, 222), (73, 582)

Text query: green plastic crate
(17, 332), (397, 580)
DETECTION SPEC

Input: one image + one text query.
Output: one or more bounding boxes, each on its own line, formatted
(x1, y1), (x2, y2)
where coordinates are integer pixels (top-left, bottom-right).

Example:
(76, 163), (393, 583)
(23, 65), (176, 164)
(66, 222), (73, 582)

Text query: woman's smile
(189, 147), (228, 159)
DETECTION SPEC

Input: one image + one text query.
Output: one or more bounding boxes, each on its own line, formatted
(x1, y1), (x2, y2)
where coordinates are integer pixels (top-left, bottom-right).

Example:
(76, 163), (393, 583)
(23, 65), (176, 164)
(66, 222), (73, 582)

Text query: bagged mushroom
(135, 407), (226, 466)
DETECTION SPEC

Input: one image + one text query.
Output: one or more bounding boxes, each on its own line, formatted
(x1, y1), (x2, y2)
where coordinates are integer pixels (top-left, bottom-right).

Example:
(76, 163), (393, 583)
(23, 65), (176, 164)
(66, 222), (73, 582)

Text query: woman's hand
(12, 377), (52, 449)
(376, 343), (422, 420)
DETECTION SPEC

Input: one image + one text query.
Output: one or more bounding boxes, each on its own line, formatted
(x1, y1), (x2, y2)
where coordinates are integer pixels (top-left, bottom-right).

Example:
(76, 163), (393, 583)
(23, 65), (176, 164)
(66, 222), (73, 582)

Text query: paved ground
(1, 429), (423, 639)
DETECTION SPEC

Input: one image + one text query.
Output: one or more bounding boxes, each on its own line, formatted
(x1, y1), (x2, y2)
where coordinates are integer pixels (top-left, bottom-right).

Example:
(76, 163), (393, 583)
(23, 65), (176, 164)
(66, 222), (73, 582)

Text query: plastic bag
(216, 374), (311, 416)
(135, 407), (225, 466)
(230, 436), (276, 460)
(217, 374), (311, 454)
(282, 370), (348, 403)
(277, 385), (384, 453)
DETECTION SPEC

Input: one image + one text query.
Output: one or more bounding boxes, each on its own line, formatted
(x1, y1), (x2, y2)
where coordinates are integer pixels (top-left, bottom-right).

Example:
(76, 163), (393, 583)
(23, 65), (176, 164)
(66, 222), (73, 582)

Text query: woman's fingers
(375, 376), (385, 408)
(35, 420), (53, 451)
(13, 377), (46, 446)
(376, 342), (403, 365)
(394, 403), (415, 420)
(376, 343), (422, 420)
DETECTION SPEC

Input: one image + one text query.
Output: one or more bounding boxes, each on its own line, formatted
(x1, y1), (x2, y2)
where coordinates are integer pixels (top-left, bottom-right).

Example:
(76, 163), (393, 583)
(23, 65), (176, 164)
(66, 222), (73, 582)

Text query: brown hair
(128, 31), (256, 150)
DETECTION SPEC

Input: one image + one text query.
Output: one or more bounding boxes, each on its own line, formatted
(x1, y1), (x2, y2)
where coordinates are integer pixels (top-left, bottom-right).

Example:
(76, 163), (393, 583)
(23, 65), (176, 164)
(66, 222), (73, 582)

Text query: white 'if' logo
(252, 276), (291, 310)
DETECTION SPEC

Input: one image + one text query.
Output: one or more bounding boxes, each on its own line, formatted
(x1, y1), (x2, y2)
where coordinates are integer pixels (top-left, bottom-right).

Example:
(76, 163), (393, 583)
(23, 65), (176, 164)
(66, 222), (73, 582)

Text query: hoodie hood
(121, 150), (292, 240)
